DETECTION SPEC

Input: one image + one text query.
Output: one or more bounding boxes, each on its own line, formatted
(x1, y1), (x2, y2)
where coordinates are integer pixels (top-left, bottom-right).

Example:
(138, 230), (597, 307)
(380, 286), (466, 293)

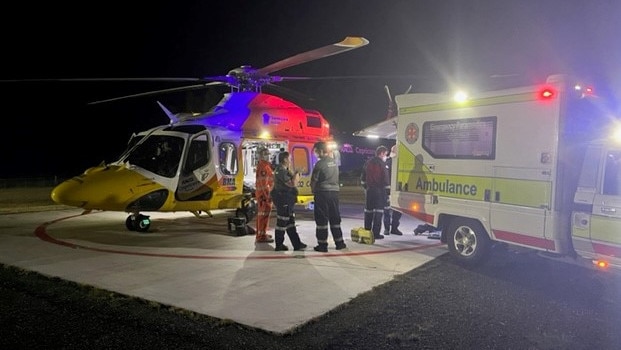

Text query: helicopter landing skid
(190, 210), (213, 218)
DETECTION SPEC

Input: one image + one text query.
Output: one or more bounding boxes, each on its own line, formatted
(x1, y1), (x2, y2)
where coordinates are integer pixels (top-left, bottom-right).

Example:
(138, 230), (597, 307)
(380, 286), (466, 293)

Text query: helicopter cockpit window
(219, 142), (238, 175)
(124, 135), (183, 178)
(184, 134), (210, 173)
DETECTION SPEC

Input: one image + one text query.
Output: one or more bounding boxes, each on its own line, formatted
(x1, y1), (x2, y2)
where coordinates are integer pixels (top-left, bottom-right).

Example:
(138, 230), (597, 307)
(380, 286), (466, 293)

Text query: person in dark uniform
(383, 145), (402, 236)
(310, 141), (346, 252)
(271, 151), (307, 251)
(360, 145), (389, 240)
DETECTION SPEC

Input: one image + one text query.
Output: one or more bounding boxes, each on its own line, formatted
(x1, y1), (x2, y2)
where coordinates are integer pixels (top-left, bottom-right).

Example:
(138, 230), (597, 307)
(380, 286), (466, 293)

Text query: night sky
(2, 0), (620, 179)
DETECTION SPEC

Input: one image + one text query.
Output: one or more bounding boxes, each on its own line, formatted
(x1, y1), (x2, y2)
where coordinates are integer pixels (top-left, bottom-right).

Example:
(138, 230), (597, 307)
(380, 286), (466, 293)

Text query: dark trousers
(364, 187), (385, 237)
(383, 209), (402, 232)
(313, 191), (344, 247)
(272, 191), (303, 248)
(383, 194), (402, 233)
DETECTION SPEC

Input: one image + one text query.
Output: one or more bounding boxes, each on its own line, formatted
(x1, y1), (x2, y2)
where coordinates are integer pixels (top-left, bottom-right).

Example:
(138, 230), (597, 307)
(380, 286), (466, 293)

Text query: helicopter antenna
(384, 85), (393, 120)
(384, 84), (412, 120)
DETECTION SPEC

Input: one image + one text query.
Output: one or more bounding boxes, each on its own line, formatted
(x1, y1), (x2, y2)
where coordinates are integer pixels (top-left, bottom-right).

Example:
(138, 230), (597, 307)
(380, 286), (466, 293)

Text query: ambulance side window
(422, 116), (497, 159)
(219, 142), (238, 175)
(292, 147), (310, 175)
(603, 151), (621, 195)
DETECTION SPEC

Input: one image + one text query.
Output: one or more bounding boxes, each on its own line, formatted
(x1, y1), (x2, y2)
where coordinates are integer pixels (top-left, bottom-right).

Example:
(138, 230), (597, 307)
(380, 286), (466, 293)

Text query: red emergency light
(538, 86), (556, 100)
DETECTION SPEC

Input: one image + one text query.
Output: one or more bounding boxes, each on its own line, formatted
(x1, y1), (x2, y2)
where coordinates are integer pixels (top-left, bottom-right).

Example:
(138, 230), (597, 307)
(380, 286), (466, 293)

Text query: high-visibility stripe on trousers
(313, 191), (344, 246)
(364, 187), (386, 237)
(256, 199), (272, 235)
(272, 191), (302, 247)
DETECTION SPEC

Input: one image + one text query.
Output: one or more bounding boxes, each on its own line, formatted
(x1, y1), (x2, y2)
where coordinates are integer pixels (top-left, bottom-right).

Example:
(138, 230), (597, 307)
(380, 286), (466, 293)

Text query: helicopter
(47, 36), (369, 232)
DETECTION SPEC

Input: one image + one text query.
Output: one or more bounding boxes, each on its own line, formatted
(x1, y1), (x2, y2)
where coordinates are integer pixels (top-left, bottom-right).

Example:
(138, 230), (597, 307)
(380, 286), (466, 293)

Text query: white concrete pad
(0, 204), (446, 334)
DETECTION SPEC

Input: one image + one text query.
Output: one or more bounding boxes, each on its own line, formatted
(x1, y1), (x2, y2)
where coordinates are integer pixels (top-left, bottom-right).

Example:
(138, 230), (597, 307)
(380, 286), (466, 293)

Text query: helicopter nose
(51, 165), (160, 211)
(51, 177), (89, 208)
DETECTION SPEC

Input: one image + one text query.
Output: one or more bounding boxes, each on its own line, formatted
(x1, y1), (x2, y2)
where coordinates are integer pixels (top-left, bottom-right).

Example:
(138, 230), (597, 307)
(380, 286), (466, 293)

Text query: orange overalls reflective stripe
(255, 159), (274, 237)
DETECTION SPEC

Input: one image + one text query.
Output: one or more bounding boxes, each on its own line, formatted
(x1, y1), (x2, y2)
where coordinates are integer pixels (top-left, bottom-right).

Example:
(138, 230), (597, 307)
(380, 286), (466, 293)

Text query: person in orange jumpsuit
(255, 147), (274, 243)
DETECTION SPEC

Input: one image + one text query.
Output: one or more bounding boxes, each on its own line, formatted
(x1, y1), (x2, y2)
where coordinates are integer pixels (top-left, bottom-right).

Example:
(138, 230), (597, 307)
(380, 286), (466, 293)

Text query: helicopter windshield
(123, 135), (184, 178)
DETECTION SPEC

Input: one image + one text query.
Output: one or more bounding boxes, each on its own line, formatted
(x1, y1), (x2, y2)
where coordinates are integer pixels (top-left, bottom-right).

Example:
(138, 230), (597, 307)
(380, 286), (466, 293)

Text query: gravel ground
(2, 186), (621, 349)
(2, 248), (621, 349)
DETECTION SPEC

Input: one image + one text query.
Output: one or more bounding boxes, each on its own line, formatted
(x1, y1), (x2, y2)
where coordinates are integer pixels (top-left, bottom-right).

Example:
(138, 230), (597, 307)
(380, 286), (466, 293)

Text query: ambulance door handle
(601, 207), (617, 214)
(484, 189), (491, 202)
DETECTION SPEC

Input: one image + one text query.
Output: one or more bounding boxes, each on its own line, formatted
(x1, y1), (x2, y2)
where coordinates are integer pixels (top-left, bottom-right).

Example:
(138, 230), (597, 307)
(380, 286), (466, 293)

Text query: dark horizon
(2, 0), (620, 179)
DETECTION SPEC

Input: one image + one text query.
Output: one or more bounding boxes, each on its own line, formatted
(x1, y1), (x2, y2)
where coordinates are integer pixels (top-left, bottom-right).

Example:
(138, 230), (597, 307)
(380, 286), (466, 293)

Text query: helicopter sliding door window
(219, 142), (239, 175)
(291, 146), (310, 175)
(184, 133), (210, 174)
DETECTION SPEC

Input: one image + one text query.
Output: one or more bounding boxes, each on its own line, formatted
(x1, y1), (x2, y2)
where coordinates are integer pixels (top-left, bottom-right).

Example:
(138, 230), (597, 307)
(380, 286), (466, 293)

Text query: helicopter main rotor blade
(0, 77), (203, 83)
(88, 82), (223, 105)
(279, 74), (424, 81)
(257, 36), (369, 75)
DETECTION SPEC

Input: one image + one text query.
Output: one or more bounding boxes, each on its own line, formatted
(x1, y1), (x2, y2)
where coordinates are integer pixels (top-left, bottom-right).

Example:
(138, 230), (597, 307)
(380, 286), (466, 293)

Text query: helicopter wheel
(125, 214), (151, 233)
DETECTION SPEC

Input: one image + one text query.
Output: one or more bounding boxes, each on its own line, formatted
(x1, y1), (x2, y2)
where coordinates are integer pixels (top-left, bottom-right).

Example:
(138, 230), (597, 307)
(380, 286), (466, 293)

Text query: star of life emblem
(405, 122), (419, 144)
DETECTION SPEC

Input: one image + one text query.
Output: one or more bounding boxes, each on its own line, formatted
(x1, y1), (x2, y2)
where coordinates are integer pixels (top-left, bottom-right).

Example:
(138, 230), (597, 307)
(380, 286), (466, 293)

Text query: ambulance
(355, 74), (621, 273)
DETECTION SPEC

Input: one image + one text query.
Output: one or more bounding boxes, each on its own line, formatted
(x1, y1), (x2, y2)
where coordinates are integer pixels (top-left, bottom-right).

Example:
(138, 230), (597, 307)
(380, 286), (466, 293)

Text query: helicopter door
(176, 132), (214, 201)
(241, 140), (287, 191)
(218, 141), (240, 192)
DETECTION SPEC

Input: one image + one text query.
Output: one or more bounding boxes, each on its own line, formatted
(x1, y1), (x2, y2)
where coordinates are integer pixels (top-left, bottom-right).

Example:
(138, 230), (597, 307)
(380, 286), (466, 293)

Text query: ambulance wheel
(446, 218), (491, 266)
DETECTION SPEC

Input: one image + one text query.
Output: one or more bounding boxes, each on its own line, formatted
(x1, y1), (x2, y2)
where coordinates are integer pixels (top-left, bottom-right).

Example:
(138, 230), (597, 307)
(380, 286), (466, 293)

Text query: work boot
(275, 244), (289, 251)
(294, 242), (307, 251)
(383, 230), (390, 236)
(374, 234), (385, 240)
(335, 242), (347, 250)
(390, 229), (403, 236)
(255, 234), (274, 243)
(314, 245), (328, 253)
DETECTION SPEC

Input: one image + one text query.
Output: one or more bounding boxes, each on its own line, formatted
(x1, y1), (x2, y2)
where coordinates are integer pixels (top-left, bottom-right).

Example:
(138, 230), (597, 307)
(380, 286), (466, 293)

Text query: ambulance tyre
(446, 218), (491, 266)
